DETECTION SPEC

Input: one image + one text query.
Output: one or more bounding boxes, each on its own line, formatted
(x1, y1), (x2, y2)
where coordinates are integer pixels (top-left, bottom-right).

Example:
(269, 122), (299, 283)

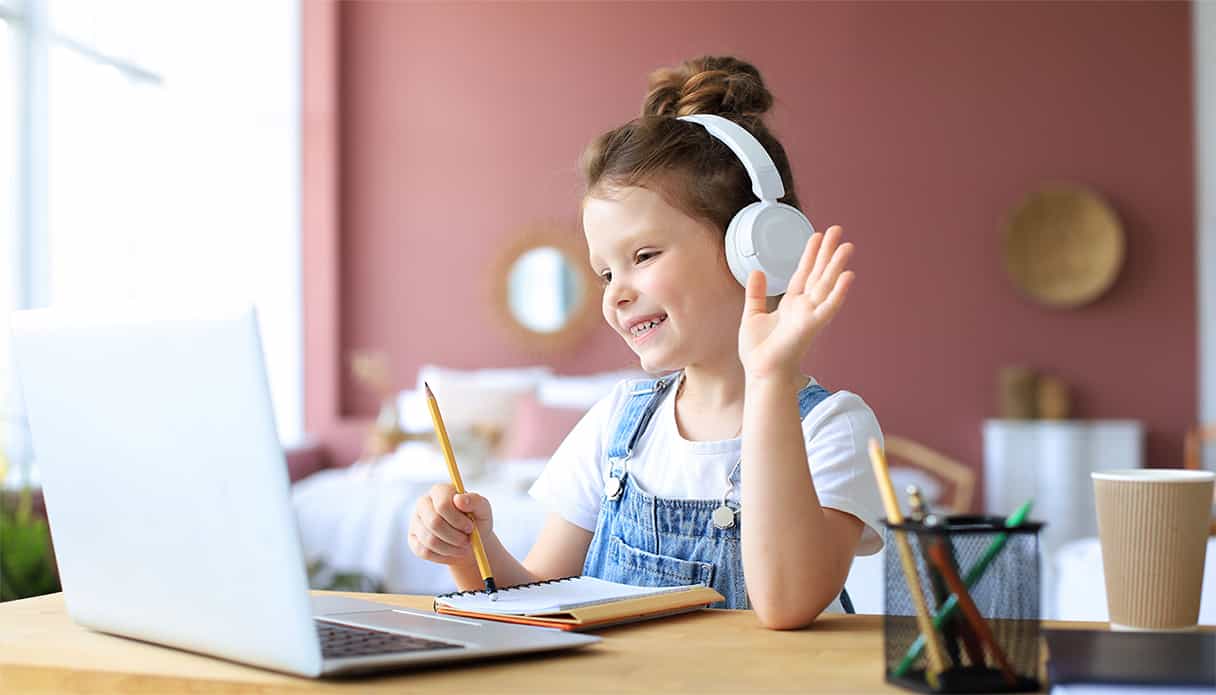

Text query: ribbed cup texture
(1093, 478), (1212, 629)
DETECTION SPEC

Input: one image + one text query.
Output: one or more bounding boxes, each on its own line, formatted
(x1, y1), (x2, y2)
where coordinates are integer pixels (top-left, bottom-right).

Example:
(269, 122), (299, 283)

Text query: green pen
(892, 499), (1034, 678)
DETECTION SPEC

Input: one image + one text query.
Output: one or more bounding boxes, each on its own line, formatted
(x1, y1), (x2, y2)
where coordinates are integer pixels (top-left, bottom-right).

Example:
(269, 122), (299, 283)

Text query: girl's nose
(609, 281), (635, 308)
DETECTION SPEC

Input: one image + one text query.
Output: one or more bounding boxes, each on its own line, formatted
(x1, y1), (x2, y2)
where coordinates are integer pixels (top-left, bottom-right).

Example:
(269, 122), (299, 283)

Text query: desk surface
(0, 591), (1099, 694)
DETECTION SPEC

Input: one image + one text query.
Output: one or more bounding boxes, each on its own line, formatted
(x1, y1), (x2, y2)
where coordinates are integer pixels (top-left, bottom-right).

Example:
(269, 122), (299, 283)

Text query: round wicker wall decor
(1003, 185), (1124, 308)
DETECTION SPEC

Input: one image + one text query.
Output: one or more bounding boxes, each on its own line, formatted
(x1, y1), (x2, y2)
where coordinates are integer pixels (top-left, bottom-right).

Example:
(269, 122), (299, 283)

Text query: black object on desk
(1044, 628), (1216, 687)
(882, 515), (1043, 693)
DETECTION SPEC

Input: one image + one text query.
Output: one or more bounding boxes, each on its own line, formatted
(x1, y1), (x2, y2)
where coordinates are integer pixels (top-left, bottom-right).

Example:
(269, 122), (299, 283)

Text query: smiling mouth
(629, 315), (667, 339)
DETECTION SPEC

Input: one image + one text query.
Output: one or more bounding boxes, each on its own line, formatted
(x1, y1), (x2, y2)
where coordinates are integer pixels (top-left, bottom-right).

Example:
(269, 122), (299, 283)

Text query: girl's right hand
(738, 225), (854, 383)
(407, 483), (495, 566)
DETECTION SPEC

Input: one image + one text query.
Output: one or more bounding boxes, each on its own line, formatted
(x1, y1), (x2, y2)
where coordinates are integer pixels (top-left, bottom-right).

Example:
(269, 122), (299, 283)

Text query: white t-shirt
(528, 376), (887, 556)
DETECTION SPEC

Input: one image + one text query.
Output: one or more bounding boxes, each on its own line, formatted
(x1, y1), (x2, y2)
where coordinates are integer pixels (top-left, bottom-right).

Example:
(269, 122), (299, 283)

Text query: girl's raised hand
(738, 225), (855, 382)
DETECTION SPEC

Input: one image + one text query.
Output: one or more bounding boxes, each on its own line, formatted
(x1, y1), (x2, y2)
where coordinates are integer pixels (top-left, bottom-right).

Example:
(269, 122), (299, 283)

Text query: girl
(408, 55), (884, 630)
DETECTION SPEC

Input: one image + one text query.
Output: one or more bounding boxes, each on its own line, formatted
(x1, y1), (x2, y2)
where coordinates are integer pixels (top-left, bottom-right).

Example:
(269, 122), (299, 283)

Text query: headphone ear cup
(725, 202), (814, 296)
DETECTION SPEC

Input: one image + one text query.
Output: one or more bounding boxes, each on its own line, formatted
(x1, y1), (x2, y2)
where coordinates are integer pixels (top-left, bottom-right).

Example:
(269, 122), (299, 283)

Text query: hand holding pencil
(406, 383), (499, 598)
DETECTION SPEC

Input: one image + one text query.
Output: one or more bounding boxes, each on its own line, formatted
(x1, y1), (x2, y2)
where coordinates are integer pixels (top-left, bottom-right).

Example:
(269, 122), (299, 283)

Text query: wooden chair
(1184, 423), (1216, 471)
(883, 435), (976, 515)
(1182, 424), (1216, 534)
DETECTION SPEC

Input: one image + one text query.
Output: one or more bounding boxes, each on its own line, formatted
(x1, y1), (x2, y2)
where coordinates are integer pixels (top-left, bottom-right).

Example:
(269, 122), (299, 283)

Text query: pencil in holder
(882, 515), (1044, 694)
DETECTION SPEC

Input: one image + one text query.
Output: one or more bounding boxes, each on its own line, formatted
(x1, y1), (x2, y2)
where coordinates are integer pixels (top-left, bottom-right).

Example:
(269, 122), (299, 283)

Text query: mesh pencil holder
(882, 515), (1044, 694)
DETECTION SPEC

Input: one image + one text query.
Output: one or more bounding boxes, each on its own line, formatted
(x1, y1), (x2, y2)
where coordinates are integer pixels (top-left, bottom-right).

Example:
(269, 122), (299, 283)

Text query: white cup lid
(1092, 469), (1216, 483)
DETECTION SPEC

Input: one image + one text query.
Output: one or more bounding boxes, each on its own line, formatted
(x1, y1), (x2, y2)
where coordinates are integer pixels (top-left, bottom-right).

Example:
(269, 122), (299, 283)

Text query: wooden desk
(0, 591), (1099, 694)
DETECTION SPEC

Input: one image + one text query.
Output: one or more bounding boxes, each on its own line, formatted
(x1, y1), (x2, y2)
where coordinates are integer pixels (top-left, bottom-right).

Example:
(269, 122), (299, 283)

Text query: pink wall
(304, 1), (1195, 497)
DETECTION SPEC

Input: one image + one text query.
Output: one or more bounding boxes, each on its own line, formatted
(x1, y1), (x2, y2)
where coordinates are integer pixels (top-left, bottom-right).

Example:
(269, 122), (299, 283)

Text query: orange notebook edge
(433, 586), (725, 632)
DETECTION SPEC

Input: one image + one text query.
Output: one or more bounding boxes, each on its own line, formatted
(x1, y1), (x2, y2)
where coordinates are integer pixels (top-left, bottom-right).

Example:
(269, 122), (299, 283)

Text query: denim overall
(581, 371), (856, 612)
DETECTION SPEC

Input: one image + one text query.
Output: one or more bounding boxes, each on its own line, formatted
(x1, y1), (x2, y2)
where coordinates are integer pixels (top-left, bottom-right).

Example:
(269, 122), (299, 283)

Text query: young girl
(408, 55), (884, 630)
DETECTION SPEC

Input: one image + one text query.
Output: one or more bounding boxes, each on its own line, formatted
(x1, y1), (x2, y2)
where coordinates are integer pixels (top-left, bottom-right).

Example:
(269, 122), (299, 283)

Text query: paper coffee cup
(1092, 469), (1214, 631)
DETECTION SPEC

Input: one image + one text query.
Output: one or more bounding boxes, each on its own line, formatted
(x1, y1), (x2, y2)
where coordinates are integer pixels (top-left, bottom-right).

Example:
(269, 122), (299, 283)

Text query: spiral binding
(435, 575), (580, 600)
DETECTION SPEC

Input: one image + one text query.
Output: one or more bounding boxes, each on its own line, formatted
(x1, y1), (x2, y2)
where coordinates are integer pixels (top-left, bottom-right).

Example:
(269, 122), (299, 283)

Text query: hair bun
(642, 55), (773, 120)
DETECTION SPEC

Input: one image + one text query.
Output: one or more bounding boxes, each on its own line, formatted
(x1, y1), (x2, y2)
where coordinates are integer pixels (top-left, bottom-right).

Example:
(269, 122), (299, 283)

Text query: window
(3, 0), (302, 487)
(1, 9), (20, 485)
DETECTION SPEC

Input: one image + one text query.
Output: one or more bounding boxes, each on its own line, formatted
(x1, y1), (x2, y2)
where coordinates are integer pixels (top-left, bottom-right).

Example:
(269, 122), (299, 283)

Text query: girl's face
(583, 185), (744, 373)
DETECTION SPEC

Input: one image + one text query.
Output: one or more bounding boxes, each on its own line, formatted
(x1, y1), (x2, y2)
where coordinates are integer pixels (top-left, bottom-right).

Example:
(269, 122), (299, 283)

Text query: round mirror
(492, 222), (599, 353)
(507, 246), (585, 333)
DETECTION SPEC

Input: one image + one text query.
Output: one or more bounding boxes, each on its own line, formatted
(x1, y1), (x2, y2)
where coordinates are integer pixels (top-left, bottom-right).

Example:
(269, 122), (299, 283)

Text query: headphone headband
(676, 114), (785, 202)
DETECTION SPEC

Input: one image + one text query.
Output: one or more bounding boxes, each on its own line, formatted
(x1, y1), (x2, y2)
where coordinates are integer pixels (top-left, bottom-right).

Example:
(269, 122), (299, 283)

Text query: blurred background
(1, 0), (1213, 619)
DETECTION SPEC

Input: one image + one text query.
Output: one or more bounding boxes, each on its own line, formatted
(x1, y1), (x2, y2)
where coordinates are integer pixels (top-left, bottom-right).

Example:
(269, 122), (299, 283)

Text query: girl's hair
(578, 55), (802, 235)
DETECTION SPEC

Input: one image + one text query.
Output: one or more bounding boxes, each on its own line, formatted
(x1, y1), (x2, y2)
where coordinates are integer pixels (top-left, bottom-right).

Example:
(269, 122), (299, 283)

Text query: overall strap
(605, 372), (682, 476)
(797, 382), (832, 419)
(725, 380), (834, 488)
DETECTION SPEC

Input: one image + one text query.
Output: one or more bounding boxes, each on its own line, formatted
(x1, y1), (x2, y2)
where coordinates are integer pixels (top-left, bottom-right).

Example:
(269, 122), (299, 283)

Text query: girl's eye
(598, 270), (612, 285)
(635, 250), (658, 264)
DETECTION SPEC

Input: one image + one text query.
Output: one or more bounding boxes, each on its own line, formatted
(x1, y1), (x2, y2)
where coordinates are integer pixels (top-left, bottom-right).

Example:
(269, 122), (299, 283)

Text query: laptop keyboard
(315, 619), (464, 659)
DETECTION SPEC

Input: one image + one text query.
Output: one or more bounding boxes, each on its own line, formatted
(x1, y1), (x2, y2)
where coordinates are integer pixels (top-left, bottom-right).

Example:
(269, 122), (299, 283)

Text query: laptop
(9, 305), (598, 677)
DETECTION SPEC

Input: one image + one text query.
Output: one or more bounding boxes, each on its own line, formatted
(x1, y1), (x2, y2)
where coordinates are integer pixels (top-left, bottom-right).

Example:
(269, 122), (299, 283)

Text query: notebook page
(436, 577), (700, 616)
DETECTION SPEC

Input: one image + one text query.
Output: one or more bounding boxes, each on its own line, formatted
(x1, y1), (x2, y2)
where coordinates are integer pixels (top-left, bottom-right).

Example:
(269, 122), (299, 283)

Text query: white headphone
(677, 114), (814, 296)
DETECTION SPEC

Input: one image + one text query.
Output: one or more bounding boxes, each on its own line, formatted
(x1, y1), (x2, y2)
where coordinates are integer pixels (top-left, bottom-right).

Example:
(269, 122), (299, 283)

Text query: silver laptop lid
(11, 306), (323, 677)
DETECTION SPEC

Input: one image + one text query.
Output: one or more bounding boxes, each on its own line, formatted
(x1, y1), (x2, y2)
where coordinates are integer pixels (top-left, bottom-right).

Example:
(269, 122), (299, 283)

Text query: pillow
(413, 364), (552, 433)
(497, 391), (586, 461)
(536, 368), (649, 409)
(415, 364), (553, 393)
(497, 369), (650, 460)
(395, 388), (432, 433)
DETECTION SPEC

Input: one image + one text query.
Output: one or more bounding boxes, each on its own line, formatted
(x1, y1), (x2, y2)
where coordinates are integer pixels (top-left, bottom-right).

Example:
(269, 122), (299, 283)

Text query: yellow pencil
(424, 382), (498, 599)
(868, 438), (947, 688)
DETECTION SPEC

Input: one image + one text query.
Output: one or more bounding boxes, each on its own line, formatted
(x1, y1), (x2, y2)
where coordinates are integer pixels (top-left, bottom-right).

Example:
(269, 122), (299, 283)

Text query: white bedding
(291, 443), (549, 595)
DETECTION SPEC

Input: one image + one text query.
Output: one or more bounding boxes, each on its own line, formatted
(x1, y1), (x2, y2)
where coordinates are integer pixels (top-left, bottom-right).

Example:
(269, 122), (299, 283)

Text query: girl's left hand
(738, 225), (855, 382)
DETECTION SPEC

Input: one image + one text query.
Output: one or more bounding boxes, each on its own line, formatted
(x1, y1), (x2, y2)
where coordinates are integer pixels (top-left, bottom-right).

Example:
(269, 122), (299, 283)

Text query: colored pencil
(893, 499), (1034, 677)
(868, 439), (948, 688)
(424, 382), (498, 598)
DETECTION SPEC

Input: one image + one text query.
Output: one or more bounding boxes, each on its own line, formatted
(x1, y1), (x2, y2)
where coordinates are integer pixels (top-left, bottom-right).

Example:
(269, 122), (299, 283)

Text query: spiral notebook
(433, 576), (724, 631)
